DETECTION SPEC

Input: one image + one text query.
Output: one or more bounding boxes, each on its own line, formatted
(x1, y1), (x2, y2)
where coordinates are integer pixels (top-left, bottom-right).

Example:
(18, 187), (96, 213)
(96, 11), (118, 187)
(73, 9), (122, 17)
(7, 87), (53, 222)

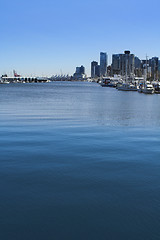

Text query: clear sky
(0, 0), (160, 77)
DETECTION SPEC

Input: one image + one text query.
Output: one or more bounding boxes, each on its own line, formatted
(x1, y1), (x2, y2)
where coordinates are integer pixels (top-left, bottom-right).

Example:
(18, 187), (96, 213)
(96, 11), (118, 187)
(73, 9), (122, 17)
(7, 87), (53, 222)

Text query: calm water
(0, 81), (160, 240)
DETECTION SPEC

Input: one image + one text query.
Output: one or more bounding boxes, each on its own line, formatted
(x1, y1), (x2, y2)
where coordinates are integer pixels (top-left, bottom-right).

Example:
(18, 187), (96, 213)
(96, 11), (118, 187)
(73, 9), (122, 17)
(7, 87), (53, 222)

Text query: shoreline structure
(1, 50), (160, 91)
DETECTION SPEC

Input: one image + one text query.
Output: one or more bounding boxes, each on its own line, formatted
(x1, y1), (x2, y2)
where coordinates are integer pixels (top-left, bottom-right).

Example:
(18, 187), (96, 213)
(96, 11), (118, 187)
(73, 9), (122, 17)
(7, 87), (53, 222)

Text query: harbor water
(0, 81), (160, 240)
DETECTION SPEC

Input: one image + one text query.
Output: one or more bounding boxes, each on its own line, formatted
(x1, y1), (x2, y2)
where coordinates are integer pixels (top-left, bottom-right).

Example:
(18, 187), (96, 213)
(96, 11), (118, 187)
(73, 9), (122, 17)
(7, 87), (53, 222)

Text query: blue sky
(0, 0), (160, 76)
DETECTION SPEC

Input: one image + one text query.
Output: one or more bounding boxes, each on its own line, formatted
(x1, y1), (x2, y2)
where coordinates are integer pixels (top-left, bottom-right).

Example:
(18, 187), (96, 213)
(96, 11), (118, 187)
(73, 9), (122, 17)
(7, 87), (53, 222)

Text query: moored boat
(118, 82), (138, 91)
(152, 82), (160, 94)
(0, 79), (10, 84)
(141, 82), (154, 94)
(101, 77), (111, 87)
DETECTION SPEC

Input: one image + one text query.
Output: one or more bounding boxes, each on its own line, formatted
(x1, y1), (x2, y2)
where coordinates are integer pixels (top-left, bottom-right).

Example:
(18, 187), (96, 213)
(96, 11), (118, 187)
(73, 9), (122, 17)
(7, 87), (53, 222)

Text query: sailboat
(117, 58), (137, 91)
(152, 81), (160, 94)
(140, 56), (154, 94)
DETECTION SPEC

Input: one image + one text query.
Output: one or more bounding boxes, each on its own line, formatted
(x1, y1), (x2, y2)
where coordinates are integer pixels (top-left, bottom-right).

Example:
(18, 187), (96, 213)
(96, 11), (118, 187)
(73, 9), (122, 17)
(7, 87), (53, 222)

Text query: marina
(100, 76), (159, 94)
(99, 53), (159, 94)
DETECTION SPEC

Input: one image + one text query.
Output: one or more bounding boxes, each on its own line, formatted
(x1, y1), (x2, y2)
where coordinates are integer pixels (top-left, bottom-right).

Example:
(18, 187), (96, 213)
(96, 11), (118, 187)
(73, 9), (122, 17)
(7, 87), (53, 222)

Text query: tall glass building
(91, 61), (98, 78)
(112, 54), (120, 75)
(100, 52), (108, 77)
(121, 51), (134, 77)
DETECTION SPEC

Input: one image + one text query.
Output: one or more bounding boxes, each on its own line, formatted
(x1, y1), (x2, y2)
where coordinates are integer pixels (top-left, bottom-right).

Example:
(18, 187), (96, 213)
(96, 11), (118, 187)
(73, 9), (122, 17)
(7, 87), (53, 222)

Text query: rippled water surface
(0, 82), (160, 240)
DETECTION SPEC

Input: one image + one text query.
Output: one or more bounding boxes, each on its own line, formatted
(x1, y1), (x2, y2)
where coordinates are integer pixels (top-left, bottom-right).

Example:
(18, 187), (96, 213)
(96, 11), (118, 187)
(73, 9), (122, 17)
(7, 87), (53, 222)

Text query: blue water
(0, 82), (160, 240)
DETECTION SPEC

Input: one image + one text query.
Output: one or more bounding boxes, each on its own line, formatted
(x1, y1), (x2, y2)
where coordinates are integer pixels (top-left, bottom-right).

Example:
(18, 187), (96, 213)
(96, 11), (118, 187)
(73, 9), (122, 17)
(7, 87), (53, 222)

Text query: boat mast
(145, 55), (148, 83)
(125, 58), (128, 83)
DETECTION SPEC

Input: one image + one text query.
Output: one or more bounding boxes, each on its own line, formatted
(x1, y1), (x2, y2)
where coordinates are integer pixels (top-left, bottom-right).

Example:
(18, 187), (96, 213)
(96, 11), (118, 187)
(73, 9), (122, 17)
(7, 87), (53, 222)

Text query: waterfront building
(107, 65), (112, 76)
(149, 57), (159, 80)
(100, 52), (108, 77)
(91, 61), (98, 78)
(158, 60), (160, 79)
(95, 65), (100, 78)
(134, 56), (142, 77)
(141, 59), (151, 80)
(111, 51), (134, 77)
(91, 61), (100, 78)
(73, 65), (86, 80)
(134, 56), (141, 69)
(76, 65), (85, 75)
(120, 51), (135, 77)
(112, 54), (120, 75)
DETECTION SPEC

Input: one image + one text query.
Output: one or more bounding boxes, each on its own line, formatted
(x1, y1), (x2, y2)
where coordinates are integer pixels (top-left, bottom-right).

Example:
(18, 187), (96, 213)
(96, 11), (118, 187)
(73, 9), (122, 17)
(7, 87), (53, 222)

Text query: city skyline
(1, 0), (160, 76)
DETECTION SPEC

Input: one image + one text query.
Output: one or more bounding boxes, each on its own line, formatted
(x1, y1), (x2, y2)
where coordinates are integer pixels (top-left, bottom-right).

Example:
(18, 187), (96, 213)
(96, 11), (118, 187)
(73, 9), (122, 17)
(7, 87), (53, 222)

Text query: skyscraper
(91, 61), (98, 78)
(150, 57), (159, 80)
(120, 51), (135, 77)
(100, 52), (108, 77)
(134, 56), (142, 77)
(134, 56), (141, 69)
(95, 65), (100, 78)
(112, 54), (120, 75)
